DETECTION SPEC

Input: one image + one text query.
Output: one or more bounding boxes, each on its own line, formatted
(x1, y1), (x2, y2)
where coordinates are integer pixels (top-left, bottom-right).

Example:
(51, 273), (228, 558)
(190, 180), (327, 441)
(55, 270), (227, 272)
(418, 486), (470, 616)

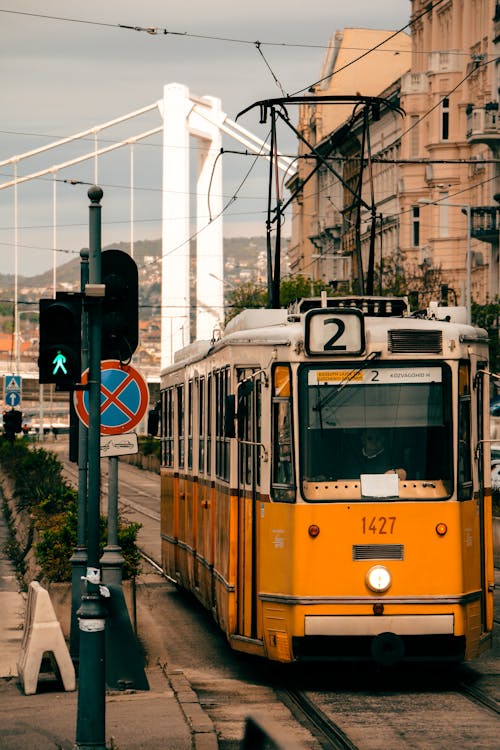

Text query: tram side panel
(195, 476), (214, 607)
(160, 469), (177, 581)
(212, 484), (238, 635)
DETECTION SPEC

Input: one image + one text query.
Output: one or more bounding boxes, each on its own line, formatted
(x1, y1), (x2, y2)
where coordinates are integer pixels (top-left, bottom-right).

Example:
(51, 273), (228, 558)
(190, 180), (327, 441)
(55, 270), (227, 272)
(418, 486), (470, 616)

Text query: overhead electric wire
(0, 8), (414, 51)
(0, 10), (495, 61)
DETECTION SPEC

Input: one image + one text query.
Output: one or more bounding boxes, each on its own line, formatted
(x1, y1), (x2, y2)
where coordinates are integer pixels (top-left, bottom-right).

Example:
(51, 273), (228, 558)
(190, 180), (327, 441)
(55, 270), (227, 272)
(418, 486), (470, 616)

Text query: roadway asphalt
(0, 442), (219, 750)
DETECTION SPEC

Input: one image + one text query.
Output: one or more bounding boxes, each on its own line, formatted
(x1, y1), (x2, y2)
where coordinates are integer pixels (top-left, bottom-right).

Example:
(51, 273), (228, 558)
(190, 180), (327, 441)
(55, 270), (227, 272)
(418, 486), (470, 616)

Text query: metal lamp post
(418, 199), (472, 324)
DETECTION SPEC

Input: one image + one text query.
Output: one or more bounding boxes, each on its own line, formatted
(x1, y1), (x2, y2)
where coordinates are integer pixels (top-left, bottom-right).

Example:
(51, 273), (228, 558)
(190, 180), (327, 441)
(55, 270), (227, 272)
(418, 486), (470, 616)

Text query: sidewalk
(0, 496), (217, 750)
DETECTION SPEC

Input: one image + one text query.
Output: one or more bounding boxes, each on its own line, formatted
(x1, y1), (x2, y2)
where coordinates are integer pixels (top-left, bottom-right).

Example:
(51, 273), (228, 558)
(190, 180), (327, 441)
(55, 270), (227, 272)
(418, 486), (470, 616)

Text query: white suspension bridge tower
(0, 82), (295, 373)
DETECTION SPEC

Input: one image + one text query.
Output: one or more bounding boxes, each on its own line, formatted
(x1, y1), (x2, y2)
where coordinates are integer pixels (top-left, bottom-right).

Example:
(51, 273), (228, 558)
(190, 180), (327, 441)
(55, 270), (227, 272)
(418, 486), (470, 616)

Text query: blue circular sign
(5, 391), (20, 407)
(74, 360), (149, 435)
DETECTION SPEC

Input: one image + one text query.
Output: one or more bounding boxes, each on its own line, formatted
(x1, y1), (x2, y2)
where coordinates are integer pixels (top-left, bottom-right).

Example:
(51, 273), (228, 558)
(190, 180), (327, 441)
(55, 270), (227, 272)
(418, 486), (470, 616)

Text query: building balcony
(400, 72), (428, 95)
(311, 253), (352, 283)
(471, 206), (500, 244)
(309, 223), (341, 254)
(466, 103), (500, 146)
(427, 50), (463, 74)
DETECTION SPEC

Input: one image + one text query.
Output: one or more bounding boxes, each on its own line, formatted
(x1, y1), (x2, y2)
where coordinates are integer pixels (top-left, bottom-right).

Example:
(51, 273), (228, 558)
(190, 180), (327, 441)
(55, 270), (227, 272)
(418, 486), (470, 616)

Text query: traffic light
(3, 409), (22, 442)
(101, 249), (139, 362)
(38, 292), (82, 388)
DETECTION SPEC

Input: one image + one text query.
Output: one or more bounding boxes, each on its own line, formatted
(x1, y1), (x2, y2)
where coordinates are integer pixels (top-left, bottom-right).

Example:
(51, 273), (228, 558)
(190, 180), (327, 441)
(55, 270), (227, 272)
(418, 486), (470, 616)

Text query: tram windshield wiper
(313, 351), (381, 418)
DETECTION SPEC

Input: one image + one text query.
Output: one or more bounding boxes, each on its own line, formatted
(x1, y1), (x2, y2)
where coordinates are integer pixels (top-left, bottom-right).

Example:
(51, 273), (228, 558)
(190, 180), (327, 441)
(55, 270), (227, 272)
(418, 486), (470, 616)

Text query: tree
(224, 282), (267, 323)
(224, 275), (333, 323)
(279, 275), (331, 306)
(472, 300), (500, 375)
(374, 252), (444, 309)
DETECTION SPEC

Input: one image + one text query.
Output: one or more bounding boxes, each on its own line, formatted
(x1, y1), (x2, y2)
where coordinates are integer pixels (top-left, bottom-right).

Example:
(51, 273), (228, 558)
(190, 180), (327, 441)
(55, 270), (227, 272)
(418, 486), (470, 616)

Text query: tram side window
(162, 387), (174, 468)
(237, 369), (262, 489)
(198, 377), (205, 474)
(272, 365), (295, 502)
(458, 362), (472, 500)
(215, 367), (230, 481)
(177, 384), (185, 471)
(207, 373), (212, 476)
(187, 379), (193, 471)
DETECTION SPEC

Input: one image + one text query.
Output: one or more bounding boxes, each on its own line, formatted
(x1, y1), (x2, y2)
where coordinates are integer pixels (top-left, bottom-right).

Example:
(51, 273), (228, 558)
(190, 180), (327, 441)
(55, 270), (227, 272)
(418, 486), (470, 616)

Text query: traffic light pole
(69, 248), (89, 661)
(75, 186), (107, 750)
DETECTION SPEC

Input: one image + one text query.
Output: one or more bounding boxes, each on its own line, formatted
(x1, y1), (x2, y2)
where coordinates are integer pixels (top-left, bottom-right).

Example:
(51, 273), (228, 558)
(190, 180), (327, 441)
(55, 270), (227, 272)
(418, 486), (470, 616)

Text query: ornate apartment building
(288, 0), (500, 307)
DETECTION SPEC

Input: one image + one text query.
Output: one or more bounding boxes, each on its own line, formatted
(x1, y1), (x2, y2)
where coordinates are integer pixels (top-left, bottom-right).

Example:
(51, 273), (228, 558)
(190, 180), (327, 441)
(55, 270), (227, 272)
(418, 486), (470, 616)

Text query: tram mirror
(224, 395), (236, 438)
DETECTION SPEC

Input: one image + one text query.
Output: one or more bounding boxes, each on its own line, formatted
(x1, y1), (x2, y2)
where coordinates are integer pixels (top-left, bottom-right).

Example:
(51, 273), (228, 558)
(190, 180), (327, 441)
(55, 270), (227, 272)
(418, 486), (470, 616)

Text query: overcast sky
(0, 1), (410, 277)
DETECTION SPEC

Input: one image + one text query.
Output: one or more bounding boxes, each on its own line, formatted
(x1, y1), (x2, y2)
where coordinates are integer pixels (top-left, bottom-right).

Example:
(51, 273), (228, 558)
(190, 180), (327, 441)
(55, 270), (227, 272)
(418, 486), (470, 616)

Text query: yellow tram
(159, 296), (495, 664)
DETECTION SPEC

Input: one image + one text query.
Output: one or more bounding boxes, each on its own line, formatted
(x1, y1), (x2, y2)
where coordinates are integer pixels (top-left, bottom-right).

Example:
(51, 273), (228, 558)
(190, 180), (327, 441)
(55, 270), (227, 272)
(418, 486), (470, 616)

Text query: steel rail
(277, 688), (359, 750)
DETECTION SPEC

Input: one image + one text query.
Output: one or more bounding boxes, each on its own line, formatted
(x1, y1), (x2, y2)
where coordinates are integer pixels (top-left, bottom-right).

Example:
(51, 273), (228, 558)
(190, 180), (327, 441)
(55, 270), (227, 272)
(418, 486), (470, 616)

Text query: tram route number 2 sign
(304, 308), (365, 356)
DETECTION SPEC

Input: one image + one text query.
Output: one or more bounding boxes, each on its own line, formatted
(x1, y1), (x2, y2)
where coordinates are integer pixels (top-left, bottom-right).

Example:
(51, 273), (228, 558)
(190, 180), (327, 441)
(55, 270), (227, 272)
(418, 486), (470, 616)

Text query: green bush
(0, 440), (142, 582)
(138, 436), (160, 458)
(0, 440), (64, 512)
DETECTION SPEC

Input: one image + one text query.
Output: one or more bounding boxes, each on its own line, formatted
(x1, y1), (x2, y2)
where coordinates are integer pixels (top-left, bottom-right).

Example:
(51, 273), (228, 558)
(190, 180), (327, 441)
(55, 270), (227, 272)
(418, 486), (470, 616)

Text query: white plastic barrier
(17, 581), (75, 695)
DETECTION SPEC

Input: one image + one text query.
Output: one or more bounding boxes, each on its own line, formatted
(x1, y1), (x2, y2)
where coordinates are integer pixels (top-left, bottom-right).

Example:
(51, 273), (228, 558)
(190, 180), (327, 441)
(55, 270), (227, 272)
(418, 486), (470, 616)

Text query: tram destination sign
(309, 367), (443, 385)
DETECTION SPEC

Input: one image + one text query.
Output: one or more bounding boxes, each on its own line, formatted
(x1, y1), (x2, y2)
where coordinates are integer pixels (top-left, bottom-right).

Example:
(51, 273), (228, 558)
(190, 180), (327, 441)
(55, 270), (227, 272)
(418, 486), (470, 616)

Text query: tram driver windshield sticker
(308, 367), (443, 386)
(305, 308), (365, 356)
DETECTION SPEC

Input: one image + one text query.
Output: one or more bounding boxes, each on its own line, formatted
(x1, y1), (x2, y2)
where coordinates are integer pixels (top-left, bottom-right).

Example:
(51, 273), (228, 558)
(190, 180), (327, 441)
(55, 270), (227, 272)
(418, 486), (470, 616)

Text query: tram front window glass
(299, 364), (452, 500)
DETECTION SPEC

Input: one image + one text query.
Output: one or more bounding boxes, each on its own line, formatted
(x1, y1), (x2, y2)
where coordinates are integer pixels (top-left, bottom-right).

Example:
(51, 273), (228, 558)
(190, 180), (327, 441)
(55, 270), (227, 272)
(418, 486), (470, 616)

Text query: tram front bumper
(304, 614), (454, 636)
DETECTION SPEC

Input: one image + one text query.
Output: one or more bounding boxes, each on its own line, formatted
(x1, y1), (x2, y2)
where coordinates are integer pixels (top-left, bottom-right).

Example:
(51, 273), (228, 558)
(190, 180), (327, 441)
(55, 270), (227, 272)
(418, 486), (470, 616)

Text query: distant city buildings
(287, 0), (500, 308)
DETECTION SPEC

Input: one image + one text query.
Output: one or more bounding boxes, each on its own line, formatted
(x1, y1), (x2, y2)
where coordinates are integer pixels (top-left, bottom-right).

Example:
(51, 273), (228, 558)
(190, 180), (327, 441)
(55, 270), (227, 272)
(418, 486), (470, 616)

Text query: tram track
(139, 538), (499, 746)
(458, 679), (500, 716)
(278, 688), (360, 750)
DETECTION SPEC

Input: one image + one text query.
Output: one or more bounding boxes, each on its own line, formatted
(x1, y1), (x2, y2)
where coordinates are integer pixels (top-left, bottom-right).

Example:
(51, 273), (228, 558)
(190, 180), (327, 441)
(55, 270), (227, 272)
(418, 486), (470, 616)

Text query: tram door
(236, 369), (261, 640)
(475, 365), (493, 633)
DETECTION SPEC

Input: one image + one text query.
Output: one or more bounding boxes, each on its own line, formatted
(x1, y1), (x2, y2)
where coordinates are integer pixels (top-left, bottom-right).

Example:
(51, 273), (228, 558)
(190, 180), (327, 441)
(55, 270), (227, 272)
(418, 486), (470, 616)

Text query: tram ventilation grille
(353, 544), (404, 561)
(388, 329), (442, 354)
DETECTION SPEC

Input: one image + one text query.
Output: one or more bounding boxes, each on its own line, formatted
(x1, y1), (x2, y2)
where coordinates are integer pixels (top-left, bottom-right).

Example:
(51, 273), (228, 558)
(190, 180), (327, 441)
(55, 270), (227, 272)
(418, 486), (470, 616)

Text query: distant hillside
(0, 236), (268, 288)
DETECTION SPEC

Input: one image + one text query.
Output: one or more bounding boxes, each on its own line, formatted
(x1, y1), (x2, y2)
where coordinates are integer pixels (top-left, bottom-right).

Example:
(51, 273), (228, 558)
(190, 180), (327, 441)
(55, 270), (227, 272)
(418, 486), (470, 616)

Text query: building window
(410, 115), (420, 156)
(441, 97), (450, 140)
(412, 206), (420, 247)
(439, 192), (449, 238)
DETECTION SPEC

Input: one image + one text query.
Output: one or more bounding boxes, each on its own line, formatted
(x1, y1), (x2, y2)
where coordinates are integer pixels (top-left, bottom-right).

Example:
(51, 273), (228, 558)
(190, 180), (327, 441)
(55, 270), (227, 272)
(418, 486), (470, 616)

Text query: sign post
(75, 186), (107, 750)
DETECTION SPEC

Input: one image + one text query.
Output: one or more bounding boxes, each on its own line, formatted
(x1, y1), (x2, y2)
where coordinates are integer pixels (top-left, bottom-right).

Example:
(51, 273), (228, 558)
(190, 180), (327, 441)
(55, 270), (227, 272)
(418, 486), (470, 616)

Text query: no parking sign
(73, 360), (149, 435)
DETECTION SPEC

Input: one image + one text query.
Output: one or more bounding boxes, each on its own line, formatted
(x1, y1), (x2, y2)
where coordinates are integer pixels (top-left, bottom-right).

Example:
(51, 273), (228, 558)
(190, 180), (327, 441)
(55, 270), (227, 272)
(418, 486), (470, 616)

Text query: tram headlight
(366, 565), (392, 593)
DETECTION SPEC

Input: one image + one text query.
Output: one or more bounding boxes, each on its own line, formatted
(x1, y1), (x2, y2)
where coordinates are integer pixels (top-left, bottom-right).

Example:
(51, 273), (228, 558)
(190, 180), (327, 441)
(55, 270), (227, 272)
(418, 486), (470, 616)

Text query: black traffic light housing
(101, 249), (139, 362)
(3, 408), (23, 442)
(38, 292), (82, 388)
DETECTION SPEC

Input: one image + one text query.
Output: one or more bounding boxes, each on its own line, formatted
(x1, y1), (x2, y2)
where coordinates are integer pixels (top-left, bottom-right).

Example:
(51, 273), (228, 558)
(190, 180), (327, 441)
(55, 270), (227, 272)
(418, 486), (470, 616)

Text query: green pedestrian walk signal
(52, 350), (68, 376)
(38, 293), (82, 388)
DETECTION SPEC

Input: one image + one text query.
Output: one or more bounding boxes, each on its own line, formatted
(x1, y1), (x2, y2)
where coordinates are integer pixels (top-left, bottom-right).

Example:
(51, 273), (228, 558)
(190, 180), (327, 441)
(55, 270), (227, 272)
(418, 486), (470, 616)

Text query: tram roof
(163, 299), (488, 375)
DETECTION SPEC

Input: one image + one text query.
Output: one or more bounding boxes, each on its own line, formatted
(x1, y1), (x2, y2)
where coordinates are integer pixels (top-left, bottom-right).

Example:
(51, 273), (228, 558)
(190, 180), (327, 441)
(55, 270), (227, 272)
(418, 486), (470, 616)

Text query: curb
(161, 663), (219, 750)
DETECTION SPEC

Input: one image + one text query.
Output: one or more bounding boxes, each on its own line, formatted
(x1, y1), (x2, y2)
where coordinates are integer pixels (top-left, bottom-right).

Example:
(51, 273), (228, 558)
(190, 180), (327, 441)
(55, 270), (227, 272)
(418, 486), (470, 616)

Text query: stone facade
(288, 1), (500, 307)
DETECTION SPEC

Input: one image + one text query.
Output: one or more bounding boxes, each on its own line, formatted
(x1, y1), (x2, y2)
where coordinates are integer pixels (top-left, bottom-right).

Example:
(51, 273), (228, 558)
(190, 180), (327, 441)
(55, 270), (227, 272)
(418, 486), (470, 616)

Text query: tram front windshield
(299, 364), (453, 499)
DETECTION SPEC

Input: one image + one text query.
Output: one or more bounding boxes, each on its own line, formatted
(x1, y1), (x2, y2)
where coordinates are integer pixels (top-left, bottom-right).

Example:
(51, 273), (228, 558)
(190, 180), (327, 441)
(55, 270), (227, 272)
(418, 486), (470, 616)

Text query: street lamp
(418, 199), (472, 325)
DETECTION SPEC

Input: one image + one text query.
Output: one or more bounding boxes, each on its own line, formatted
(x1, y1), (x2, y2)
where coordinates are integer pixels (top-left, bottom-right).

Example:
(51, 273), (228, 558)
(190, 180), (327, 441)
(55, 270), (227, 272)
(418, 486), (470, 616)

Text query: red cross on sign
(73, 360), (149, 435)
